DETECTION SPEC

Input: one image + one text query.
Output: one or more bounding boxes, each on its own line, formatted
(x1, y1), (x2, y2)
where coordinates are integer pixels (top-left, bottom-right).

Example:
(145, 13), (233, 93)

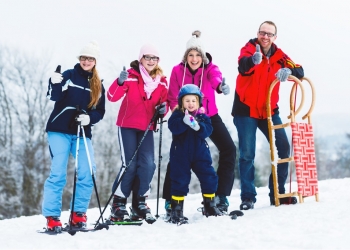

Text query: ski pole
(79, 124), (109, 230)
(155, 116), (166, 218)
(96, 103), (165, 223)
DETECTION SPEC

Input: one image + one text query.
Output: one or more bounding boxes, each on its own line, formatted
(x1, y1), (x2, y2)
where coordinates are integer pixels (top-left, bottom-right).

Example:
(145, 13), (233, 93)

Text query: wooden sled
(266, 76), (319, 206)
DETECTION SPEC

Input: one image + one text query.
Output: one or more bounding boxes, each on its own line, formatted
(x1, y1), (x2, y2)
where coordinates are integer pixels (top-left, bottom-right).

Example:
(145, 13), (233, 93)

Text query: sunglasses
(79, 56), (95, 62)
(143, 55), (159, 61)
(258, 31), (275, 38)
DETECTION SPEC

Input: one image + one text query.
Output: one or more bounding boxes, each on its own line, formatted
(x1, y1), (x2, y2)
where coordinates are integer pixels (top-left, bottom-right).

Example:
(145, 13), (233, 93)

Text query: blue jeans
(42, 132), (95, 217)
(233, 114), (290, 202)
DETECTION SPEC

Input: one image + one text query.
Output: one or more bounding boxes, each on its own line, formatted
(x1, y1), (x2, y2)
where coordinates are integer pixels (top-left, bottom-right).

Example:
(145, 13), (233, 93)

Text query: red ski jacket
(232, 38), (304, 119)
(107, 61), (168, 131)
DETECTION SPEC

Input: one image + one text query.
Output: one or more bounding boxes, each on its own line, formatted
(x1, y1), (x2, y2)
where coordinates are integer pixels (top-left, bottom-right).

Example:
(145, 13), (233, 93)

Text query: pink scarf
(139, 64), (162, 99)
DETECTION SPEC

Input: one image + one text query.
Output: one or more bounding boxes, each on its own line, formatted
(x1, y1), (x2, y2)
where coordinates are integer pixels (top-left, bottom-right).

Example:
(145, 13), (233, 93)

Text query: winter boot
(71, 212), (87, 228)
(165, 200), (172, 220)
(110, 195), (130, 222)
(202, 194), (223, 217)
(240, 198), (254, 210)
(46, 216), (62, 232)
(215, 194), (229, 213)
(131, 195), (156, 224)
(270, 196), (298, 206)
(170, 196), (188, 224)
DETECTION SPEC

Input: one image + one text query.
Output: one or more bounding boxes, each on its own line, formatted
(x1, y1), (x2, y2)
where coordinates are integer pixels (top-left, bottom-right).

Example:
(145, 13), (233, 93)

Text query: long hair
(88, 66), (102, 108)
(149, 65), (163, 78)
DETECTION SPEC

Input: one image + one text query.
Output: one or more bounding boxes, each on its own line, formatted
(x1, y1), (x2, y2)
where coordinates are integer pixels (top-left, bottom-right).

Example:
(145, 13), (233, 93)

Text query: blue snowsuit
(168, 109), (218, 196)
(42, 63), (105, 217)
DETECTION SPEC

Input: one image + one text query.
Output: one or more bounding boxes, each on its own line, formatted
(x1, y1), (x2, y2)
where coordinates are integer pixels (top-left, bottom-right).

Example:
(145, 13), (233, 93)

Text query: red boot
(71, 212), (87, 227)
(46, 216), (62, 231)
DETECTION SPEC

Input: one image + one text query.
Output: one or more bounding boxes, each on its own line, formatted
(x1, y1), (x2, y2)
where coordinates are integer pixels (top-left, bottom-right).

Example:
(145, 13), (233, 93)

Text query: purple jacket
(168, 54), (223, 117)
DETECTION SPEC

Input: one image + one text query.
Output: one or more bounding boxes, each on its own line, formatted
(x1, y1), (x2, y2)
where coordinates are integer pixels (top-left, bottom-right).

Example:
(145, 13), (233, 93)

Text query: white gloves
(51, 72), (63, 84)
(76, 114), (90, 126)
(221, 77), (230, 95)
(183, 110), (200, 131)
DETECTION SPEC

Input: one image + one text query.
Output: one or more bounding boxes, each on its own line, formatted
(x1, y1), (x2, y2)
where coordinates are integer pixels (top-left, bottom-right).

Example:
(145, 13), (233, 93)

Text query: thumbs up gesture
(252, 44), (262, 65)
(50, 65), (63, 84)
(221, 77), (230, 95)
(183, 109), (200, 131)
(117, 66), (128, 86)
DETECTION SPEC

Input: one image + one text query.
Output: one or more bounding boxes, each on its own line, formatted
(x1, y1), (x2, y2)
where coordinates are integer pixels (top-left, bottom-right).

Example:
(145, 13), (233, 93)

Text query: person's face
(182, 94), (199, 112)
(79, 56), (96, 72)
(257, 23), (277, 53)
(186, 50), (203, 70)
(140, 54), (159, 73)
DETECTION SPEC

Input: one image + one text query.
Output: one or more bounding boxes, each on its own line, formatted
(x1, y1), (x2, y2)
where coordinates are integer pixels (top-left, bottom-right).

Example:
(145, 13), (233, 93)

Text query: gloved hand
(252, 44), (262, 65)
(156, 102), (167, 115)
(183, 110), (200, 131)
(118, 66), (128, 86)
(275, 68), (292, 82)
(221, 77), (230, 95)
(51, 72), (63, 84)
(75, 114), (90, 126)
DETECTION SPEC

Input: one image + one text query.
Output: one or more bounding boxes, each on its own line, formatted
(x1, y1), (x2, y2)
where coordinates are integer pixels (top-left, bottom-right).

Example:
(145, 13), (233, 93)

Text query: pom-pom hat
(182, 30), (209, 64)
(178, 84), (203, 107)
(139, 43), (160, 61)
(77, 41), (100, 60)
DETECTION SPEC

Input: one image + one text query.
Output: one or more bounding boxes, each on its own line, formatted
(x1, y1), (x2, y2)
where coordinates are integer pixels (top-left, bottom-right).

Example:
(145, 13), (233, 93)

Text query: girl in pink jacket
(107, 44), (168, 223)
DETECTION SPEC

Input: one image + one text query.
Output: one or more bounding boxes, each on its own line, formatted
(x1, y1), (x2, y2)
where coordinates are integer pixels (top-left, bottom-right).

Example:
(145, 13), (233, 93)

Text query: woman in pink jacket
(163, 31), (237, 216)
(107, 44), (167, 223)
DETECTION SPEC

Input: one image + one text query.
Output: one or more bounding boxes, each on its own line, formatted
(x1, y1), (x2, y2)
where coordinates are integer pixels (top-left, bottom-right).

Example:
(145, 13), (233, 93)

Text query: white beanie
(77, 40), (100, 60)
(183, 30), (208, 64)
(138, 43), (160, 61)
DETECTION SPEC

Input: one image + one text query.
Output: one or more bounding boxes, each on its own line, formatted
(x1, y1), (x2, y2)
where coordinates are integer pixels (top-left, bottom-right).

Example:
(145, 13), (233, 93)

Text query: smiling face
(182, 94), (199, 112)
(140, 54), (158, 73)
(186, 50), (203, 70)
(257, 22), (277, 54)
(79, 56), (96, 72)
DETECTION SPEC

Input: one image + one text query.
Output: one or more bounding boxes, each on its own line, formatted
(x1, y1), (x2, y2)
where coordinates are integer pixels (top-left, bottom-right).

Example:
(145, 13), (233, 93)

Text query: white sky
(1, 178), (349, 249)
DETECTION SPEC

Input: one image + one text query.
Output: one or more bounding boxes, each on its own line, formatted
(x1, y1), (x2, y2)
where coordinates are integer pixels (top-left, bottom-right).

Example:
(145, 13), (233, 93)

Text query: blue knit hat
(178, 84), (203, 107)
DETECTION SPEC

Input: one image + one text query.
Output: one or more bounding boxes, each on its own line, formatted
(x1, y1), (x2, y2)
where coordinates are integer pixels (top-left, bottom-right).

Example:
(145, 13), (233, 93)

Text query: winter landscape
(1, 0), (350, 249)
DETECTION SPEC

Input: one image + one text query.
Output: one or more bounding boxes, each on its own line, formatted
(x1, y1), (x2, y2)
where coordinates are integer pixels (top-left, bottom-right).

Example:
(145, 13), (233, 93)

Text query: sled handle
(300, 77), (316, 123)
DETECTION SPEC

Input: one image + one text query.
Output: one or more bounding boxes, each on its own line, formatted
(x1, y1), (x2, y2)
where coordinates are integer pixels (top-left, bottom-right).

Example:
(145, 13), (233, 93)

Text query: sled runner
(267, 76), (319, 206)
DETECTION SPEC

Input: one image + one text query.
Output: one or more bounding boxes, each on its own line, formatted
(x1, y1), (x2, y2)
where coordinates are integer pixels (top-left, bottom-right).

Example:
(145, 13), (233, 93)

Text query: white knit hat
(138, 43), (160, 61)
(183, 30), (208, 64)
(77, 40), (100, 60)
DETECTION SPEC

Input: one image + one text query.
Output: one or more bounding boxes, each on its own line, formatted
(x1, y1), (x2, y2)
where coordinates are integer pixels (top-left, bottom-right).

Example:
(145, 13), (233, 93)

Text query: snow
(1, 178), (349, 249)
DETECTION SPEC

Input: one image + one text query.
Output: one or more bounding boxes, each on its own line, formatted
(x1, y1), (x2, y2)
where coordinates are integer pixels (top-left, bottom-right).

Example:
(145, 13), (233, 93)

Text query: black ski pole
(155, 116), (166, 218)
(79, 124), (109, 231)
(96, 103), (165, 223)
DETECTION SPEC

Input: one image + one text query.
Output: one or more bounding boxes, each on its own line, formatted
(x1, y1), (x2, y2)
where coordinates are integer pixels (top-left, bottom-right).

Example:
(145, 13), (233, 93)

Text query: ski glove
(156, 102), (167, 115)
(183, 110), (200, 131)
(252, 44), (262, 65)
(275, 68), (292, 82)
(118, 66), (128, 86)
(75, 114), (90, 126)
(221, 77), (230, 95)
(51, 72), (63, 84)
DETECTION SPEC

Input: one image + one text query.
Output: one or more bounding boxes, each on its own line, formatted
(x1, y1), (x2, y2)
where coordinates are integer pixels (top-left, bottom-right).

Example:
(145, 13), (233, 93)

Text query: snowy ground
(0, 178), (349, 249)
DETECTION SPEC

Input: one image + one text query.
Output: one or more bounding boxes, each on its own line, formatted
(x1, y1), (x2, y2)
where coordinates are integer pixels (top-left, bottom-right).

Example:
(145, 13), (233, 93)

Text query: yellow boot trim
(171, 196), (185, 203)
(203, 193), (215, 199)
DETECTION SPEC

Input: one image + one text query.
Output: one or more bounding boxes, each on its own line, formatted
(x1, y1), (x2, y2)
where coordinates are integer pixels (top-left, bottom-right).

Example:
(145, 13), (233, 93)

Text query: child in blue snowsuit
(168, 84), (223, 224)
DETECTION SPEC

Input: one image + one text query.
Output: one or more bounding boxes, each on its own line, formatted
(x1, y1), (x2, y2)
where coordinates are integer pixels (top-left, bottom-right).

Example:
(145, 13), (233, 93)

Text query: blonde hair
(176, 94), (199, 113)
(88, 66), (102, 108)
(149, 65), (164, 78)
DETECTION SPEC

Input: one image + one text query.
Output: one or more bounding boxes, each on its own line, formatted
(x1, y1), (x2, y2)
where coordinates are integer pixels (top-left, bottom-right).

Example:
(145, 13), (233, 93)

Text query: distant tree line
(1, 46), (349, 219)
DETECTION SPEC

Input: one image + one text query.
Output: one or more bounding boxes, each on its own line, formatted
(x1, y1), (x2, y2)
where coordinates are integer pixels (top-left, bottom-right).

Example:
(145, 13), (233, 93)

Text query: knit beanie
(77, 41), (100, 61)
(138, 43), (160, 61)
(182, 30), (209, 64)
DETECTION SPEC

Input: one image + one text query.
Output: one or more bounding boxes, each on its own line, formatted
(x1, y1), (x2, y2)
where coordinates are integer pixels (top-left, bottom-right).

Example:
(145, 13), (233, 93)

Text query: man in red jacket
(231, 21), (304, 210)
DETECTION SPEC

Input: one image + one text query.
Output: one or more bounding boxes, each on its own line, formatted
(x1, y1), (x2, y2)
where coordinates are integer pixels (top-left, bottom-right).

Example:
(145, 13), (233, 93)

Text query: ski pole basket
(266, 75), (319, 207)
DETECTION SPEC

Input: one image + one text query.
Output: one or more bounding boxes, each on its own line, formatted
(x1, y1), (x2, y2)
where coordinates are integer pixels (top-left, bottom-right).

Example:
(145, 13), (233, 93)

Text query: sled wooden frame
(266, 75), (319, 207)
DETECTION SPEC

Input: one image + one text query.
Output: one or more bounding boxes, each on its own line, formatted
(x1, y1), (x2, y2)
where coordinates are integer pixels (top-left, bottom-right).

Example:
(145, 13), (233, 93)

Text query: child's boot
(202, 193), (224, 217)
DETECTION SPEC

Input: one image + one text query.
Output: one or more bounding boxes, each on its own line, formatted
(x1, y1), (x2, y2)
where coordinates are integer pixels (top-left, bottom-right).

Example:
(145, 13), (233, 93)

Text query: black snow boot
(240, 198), (254, 210)
(109, 195), (130, 222)
(202, 194), (223, 217)
(132, 195), (151, 218)
(170, 196), (188, 224)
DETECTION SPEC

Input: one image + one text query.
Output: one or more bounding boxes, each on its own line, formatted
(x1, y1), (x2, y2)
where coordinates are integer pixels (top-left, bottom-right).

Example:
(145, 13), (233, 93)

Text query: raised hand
(221, 77), (230, 95)
(183, 109), (200, 131)
(252, 44), (262, 65)
(275, 68), (292, 82)
(118, 66), (128, 86)
(50, 65), (63, 84)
